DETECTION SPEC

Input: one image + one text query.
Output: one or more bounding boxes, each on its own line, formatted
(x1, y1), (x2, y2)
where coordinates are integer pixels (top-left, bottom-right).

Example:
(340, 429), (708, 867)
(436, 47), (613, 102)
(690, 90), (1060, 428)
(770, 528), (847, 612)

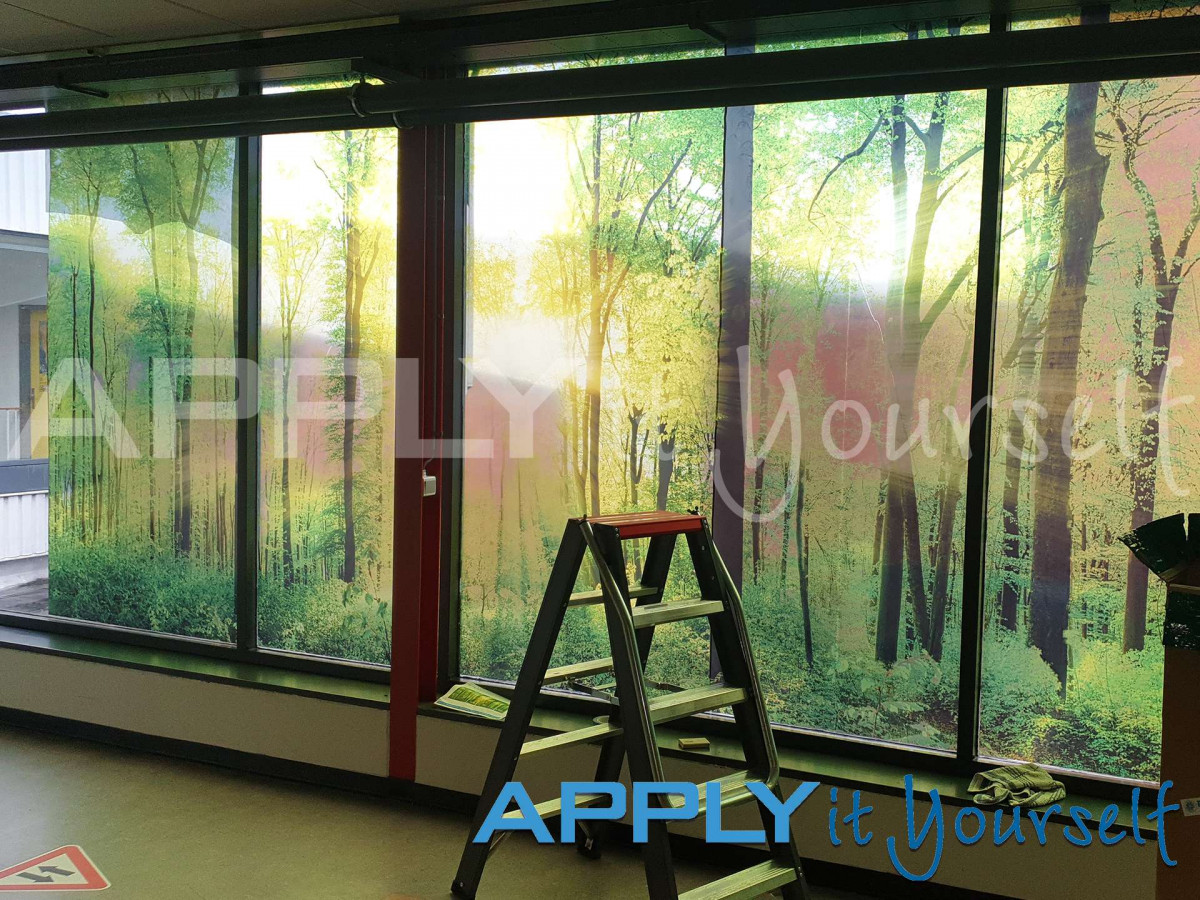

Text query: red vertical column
(417, 124), (448, 706)
(391, 125), (430, 781)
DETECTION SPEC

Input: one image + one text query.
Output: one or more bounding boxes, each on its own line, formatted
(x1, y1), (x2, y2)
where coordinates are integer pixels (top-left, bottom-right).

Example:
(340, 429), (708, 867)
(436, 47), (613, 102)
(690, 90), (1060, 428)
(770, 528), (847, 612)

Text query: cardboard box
(1121, 513), (1200, 900)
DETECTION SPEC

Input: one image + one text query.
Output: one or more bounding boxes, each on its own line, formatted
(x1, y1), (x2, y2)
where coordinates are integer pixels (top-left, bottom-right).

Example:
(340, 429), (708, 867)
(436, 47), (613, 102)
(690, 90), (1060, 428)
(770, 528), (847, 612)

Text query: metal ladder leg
(575, 532), (677, 860)
(451, 523), (587, 900)
(585, 521), (680, 900)
(687, 524), (811, 900)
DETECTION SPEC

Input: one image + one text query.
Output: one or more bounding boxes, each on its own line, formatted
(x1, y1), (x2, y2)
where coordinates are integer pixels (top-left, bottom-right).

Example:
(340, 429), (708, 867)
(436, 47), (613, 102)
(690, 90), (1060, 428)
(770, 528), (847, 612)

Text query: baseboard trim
(0, 706), (1015, 900)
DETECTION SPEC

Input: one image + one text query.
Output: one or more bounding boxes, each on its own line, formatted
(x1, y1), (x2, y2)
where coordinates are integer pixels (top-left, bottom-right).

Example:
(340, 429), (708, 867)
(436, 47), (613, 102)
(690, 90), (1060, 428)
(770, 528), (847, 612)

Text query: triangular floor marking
(0, 846), (109, 891)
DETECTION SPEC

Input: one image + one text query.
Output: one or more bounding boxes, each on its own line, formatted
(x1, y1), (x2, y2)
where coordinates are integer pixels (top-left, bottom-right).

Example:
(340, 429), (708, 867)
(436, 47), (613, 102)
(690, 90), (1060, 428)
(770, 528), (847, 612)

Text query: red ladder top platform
(576, 511), (705, 539)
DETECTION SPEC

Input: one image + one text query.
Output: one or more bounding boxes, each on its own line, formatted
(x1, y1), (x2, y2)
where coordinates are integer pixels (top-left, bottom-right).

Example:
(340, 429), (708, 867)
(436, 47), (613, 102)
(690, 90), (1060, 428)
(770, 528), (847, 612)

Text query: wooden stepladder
(451, 511), (810, 900)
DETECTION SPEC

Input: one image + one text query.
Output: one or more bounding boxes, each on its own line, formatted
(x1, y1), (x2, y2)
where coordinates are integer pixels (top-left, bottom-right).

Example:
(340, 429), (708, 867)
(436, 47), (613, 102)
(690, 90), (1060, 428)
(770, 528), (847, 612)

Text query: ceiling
(0, 0), (517, 56)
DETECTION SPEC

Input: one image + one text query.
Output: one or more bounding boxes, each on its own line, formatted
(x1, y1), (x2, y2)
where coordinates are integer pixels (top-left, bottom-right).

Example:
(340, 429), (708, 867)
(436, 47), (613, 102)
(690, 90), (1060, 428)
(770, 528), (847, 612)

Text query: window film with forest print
(461, 69), (1200, 782)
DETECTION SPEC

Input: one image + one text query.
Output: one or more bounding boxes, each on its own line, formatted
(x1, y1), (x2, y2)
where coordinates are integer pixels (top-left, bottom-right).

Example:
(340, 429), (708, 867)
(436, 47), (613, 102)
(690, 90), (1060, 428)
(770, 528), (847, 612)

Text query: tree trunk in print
(929, 457), (963, 662)
(337, 131), (377, 584)
(1124, 284), (1181, 650)
(585, 116), (604, 518)
(129, 146), (163, 547)
(342, 216), (362, 583)
(627, 406), (644, 577)
(875, 94), (910, 665)
(999, 183), (1057, 630)
(573, 383), (588, 514)
(795, 460), (814, 669)
(875, 85), (973, 662)
(1000, 340), (1038, 630)
(1110, 94), (1200, 650)
(69, 267), (79, 537)
(1030, 70), (1109, 689)
(281, 353), (295, 587)
(656, 421), (675, 511)
(780, 501), (790, 587)
(175, 225), (201, 556)
(87, 201), (100, 541)
(751, 459), (765, 583)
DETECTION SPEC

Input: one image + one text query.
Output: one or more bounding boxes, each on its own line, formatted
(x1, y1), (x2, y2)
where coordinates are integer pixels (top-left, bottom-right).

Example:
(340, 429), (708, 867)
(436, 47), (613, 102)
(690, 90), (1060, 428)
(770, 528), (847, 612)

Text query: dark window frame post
(711, 37), (756, 680)
(234, 91), (263, 653)
(957, 14), (1009, 769)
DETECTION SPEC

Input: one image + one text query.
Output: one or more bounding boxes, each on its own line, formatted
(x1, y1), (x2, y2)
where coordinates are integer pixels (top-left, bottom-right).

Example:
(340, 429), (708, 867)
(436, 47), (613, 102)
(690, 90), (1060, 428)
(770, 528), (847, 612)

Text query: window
(460, 109), (724, 688)
(979, 75), (1200, 782)
(743, 91), (985, 749)
(259, 128), (398, 664)
(0, 122), (399, 670)
(41, 138), (239, 641)
(455, 47), (1200, 785)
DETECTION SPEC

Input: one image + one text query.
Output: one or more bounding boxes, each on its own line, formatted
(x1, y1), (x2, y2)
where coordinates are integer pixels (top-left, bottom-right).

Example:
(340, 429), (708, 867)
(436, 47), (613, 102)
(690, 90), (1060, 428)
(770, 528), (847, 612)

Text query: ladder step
(521, 721), (621, 756)
(569, 584), (658, 607)
(631, 598), (724, 628)
(583, 511), (705, 539)
(648, 683), (745, 723)
(668, 769), (764, 816)
(520, 685), (744, 756)
(679, 861), (798, 900)
(543, 657), (614, 686)
(502, 791), (612, 821)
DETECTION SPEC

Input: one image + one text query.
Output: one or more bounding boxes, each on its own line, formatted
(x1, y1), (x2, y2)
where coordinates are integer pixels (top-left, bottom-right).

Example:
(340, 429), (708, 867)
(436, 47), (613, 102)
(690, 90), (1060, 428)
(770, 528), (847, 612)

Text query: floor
(0, 727), (864, 900)
(0, 577), (48, 614)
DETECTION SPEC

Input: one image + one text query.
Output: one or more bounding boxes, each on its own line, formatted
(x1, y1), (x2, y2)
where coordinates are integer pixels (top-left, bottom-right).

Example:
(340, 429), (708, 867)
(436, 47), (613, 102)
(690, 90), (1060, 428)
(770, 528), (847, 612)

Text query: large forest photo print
(461, 66), (1200, 783)
(44, 93), (398, 665)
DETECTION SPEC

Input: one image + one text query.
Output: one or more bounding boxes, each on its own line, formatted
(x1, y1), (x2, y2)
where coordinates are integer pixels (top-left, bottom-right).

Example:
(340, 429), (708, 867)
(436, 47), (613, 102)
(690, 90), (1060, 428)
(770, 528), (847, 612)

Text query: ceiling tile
(0, 2), (110, 52)
(9, 0), (240, 40)
(171, 0), (381, 31)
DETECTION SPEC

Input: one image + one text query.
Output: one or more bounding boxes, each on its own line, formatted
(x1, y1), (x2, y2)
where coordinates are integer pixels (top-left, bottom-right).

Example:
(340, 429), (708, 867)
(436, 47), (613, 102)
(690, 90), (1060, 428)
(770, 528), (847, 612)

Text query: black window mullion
(710, 38), (756, 679)
(956, 15), (1009, 769)
(234, 122), (262, 653)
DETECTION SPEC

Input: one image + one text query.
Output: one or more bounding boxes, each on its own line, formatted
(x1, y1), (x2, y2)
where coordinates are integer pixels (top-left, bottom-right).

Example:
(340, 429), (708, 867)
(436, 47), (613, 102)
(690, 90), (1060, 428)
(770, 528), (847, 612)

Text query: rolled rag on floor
(968, 763), (1066, 808)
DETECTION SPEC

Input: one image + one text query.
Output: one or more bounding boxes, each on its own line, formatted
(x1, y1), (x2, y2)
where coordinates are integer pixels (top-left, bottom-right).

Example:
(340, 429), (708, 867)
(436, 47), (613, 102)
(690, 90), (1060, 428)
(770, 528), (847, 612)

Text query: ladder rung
(502, 791), (612, 821)
(543, 657), (614, 685)
(569, 584), (659, 607)
(519, 685), (743, 756)
(632, 598), (724, 628)
(668, 769), (764, 816)
(648, 684), (745, 723)
(521, 721), (621, 756)
(679, 861), (798, 900)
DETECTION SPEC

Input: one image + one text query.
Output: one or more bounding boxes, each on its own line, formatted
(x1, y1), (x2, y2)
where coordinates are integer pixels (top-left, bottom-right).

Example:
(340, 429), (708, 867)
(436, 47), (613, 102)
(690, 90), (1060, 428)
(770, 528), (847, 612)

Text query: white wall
(0, 150), (49, 236)
(0, 649), (390, 776)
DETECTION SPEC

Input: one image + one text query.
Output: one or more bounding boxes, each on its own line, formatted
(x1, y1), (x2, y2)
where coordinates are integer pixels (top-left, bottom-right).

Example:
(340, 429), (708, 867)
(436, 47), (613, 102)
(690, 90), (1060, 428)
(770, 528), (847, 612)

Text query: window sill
(420, 699), (1156, 837)
(0, 625), (390, 709)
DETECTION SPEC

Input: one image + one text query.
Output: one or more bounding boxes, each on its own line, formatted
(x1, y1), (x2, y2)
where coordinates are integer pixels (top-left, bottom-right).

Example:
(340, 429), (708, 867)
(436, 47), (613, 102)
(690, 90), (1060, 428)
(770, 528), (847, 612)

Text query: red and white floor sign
(0, 846), (109, 891)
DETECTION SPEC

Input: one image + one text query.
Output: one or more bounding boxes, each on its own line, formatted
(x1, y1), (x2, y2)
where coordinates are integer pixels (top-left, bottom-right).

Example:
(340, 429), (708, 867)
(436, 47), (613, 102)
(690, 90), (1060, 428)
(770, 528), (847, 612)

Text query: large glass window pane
(460, 110), (724, 688)
(40, 138), (238, 640)
(258, 128), (397, 665)
(979, 76), (1200, 781)
(744, 92), (985, 749)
